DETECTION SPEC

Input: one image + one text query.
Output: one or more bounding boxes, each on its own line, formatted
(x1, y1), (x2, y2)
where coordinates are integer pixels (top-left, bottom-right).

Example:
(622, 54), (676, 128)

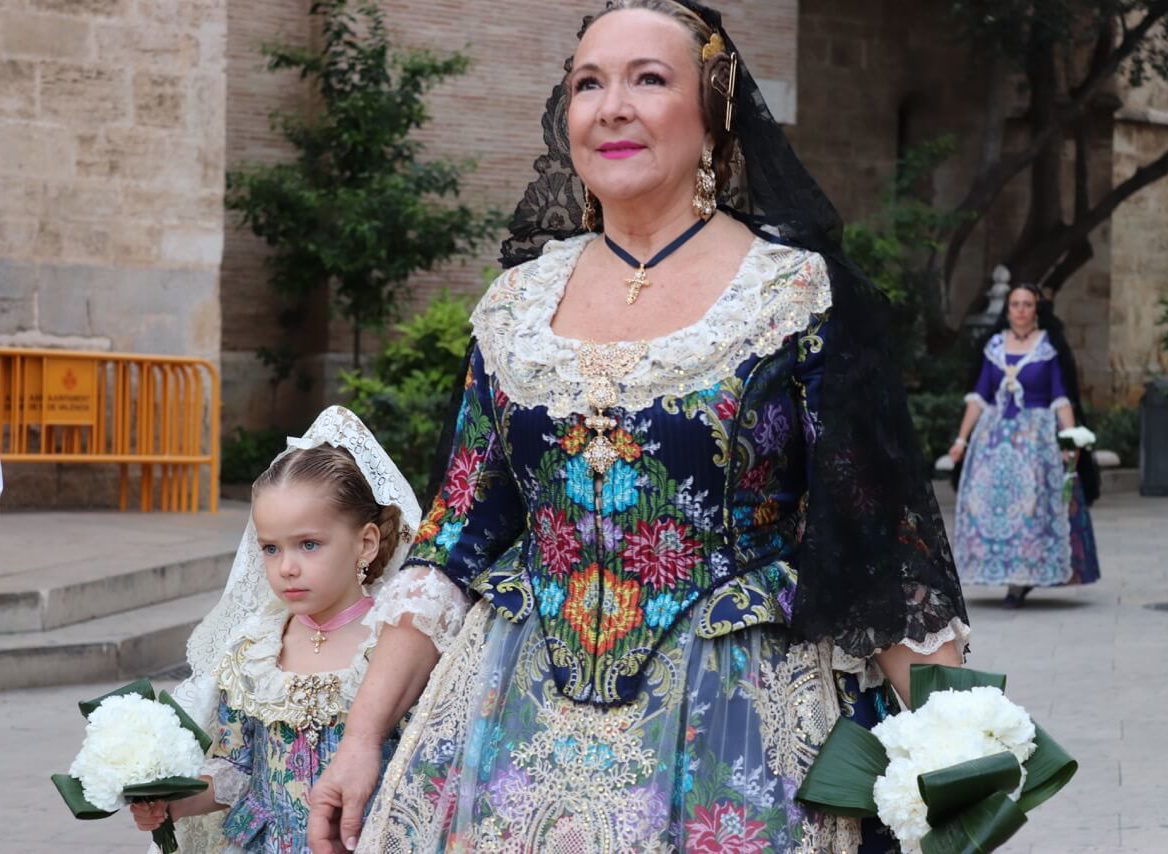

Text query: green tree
(226, 0), (497, 374)
(941, 1), (1168, 316)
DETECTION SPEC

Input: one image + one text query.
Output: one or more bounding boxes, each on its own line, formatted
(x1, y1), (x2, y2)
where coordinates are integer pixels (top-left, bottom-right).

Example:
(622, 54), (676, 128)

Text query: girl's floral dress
(185, 609), (394, 853)
(358, 235), (969, 853)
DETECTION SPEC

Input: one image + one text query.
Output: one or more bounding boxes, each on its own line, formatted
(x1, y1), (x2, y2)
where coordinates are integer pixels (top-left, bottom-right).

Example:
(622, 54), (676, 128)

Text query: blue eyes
(260, 541), (320, 555)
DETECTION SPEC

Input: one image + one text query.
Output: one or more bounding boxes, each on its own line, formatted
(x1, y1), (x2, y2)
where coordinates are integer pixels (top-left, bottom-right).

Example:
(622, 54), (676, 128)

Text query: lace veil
(498, 0), (968, 660)
(171, 405), (422, 751)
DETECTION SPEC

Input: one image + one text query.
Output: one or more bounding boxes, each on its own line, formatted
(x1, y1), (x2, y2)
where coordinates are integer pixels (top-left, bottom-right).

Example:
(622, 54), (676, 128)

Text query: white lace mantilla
(472, 233), (833, 418)
(215, 608), (376, 728)
(364, 565), (471, 654)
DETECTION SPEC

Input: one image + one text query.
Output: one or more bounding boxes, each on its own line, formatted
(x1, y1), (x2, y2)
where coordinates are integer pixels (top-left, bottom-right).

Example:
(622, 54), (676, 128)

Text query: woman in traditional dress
(308, 2), (969, 851)
(949, 283), (1101, 608)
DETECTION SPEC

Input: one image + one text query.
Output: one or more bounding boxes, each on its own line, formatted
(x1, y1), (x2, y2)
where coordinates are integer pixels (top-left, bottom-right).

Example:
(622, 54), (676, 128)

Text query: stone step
(0, 504), (249, 632)
(0, 589), (219, 691)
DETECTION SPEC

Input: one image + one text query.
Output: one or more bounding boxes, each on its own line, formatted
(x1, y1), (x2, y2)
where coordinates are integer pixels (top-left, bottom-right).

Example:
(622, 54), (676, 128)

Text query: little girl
(130, 406), (420, 852)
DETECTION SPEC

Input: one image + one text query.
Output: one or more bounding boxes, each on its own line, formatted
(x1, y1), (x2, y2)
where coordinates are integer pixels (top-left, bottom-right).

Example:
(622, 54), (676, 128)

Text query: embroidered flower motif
(683, 801), (769, 853)
(487, 765), (534, 825)
(534, 507), (581, 578)
(622, 518), (702, 589)
(533, 576), (567, 618)
(610, 428), (642, 462)
(576, 513), (625, 550)
(416, 498), (447, 542)
(753, 499), (780, 527)
(560, 423), (589, 455)
(755, 403), (791, 455)
(444, 447), (485, 515)
(739, 459), (773, 493)
(601, 460), (639, 514)
(287, 737), (316, 782)
(562, 564), (643, 655)
(567, 457), (640, 515)
(715, 395), (739, 421)
(436, 520), (465, 551)
(565, 455), (594, 509)
(644, 592), (683, 629)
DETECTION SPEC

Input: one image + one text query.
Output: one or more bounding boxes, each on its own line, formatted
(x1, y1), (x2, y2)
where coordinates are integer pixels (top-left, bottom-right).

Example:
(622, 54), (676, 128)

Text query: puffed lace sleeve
(201, 691), (253, 807)
(366, 564), (471, 654)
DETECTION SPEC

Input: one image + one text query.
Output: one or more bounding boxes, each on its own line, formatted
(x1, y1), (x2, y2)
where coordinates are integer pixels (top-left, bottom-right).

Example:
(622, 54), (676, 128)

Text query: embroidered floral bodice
(201, 609), (392, 851)
(406, 234), (966, 706)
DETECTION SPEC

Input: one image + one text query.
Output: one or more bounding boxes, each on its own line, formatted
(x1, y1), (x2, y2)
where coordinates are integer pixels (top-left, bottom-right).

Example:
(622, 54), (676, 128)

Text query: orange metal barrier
(0, 348), (220, 512)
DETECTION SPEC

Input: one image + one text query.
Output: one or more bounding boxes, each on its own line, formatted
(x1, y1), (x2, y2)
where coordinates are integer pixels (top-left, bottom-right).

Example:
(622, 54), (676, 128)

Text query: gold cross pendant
(310, 629), (326, 654)
(625, 265), (651, 305)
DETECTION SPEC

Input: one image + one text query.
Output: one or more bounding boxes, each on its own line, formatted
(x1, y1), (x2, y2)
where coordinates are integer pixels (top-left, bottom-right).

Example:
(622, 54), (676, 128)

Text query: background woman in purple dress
(949, 283), (1101, 608)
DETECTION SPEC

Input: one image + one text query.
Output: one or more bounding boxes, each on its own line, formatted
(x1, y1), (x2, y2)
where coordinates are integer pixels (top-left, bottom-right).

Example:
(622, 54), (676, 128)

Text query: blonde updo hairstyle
(253, 445), (402, 584)
(574, 0), (738, 188)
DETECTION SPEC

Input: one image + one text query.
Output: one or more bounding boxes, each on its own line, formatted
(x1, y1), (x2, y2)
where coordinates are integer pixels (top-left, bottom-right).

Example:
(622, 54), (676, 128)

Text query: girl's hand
(129, 800), (169, 832)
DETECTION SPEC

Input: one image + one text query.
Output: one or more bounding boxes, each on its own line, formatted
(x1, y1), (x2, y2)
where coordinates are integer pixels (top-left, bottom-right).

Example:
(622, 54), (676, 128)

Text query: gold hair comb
(701, 31), (726, 62)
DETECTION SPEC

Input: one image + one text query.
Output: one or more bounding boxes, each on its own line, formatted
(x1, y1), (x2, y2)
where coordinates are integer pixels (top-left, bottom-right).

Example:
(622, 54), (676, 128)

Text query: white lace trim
(215, 608), (376, 725)
(964, 392), (991, 410)
(471, 233), (833, 418)
(1050, 396), (1071, 411)
(831, 618), (972, 693)
(202, 757), (250, 808)
(365, 565), (471, 654)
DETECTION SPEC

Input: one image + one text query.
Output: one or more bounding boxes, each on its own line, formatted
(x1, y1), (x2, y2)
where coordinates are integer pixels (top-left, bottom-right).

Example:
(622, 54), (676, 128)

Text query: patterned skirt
(357, 601), (897, 853)
(954, 406), (1099, 587)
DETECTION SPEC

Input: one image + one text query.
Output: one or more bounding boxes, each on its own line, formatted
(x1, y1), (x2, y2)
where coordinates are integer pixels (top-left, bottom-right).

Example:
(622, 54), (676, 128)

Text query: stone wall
(1110, 76), (1168, 405)
(0, 0), (227, 507)
(218, 0), (798, 432)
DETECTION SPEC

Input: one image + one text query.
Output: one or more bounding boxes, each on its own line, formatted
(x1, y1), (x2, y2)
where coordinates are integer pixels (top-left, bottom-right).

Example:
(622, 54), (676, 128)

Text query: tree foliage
(940, 1), (1168, 316)
(226, 0), (497, 371)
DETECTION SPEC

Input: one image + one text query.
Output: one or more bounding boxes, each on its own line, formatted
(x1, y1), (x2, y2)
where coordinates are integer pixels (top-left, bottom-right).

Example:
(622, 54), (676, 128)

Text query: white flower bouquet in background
(798, 665), (1077, 853)
(52, 679), (210, 853)
(1057, 426), (1096, 504)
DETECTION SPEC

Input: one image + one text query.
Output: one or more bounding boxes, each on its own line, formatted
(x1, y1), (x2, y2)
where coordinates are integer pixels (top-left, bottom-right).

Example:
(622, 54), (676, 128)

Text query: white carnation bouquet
(52, 679), (211, 853)
(797, 665), (1077, 853)
(1057, 426), (1096, 504)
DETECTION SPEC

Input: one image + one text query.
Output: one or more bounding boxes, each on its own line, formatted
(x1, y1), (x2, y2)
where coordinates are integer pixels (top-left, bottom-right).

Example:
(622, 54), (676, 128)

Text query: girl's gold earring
(356, 560), (369, 586)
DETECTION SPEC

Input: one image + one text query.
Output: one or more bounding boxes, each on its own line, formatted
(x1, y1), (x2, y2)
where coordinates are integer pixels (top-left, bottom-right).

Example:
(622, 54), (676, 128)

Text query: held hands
(129, 800), (169, 832)
(307, 738), (383, 853)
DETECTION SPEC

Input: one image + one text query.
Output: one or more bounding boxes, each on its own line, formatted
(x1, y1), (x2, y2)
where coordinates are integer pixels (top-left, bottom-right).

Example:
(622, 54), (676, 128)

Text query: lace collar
(216, 606), (376, 727)
(472, 233), (833, 418)
(984, 331), (1058, 410)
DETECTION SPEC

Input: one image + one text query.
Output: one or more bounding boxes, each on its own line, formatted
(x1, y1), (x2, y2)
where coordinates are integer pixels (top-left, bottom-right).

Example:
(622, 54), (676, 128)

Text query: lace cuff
(365, 564), (471, 653)
(202, 757), (249, 807)
(964, 392), (991, 410)
(832, 618), (972, 692)
(1050, 396), (1071, 411)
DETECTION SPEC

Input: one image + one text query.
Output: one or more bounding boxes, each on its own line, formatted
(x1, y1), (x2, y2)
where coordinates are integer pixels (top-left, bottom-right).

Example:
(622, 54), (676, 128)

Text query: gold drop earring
(693, 146), (716, 219)
(582, 185), (597, 232)
(356, 560), (369, 586)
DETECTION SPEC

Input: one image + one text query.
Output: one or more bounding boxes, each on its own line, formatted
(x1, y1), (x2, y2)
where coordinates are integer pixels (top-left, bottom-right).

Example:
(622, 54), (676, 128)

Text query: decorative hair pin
(724, 51), (737, 132)
(701, 31), (726, 62)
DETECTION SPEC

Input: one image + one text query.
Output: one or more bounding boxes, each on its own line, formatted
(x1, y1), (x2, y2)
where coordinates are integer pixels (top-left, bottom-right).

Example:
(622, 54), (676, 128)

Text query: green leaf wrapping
(159, 690), (214, 754)
(918, 752), (1021, 827)
(50, 774), (115, 820)
(78, 678), (155, 718)
(908, 663), (1006, 711)
(794, 718), (887, 817)
(1016, 724), (1078, 812)
(920, 791), (1027, 854)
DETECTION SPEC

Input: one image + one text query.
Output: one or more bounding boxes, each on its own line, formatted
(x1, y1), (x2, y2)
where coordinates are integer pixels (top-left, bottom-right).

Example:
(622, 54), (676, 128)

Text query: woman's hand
(307, 737), (384, 852)
(129, 800), (169, 832)
(948, 440), (966, 463)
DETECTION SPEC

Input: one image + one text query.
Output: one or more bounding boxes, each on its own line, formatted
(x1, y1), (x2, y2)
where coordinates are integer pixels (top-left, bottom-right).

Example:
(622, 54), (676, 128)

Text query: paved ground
(1, 489), (1165, 852)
